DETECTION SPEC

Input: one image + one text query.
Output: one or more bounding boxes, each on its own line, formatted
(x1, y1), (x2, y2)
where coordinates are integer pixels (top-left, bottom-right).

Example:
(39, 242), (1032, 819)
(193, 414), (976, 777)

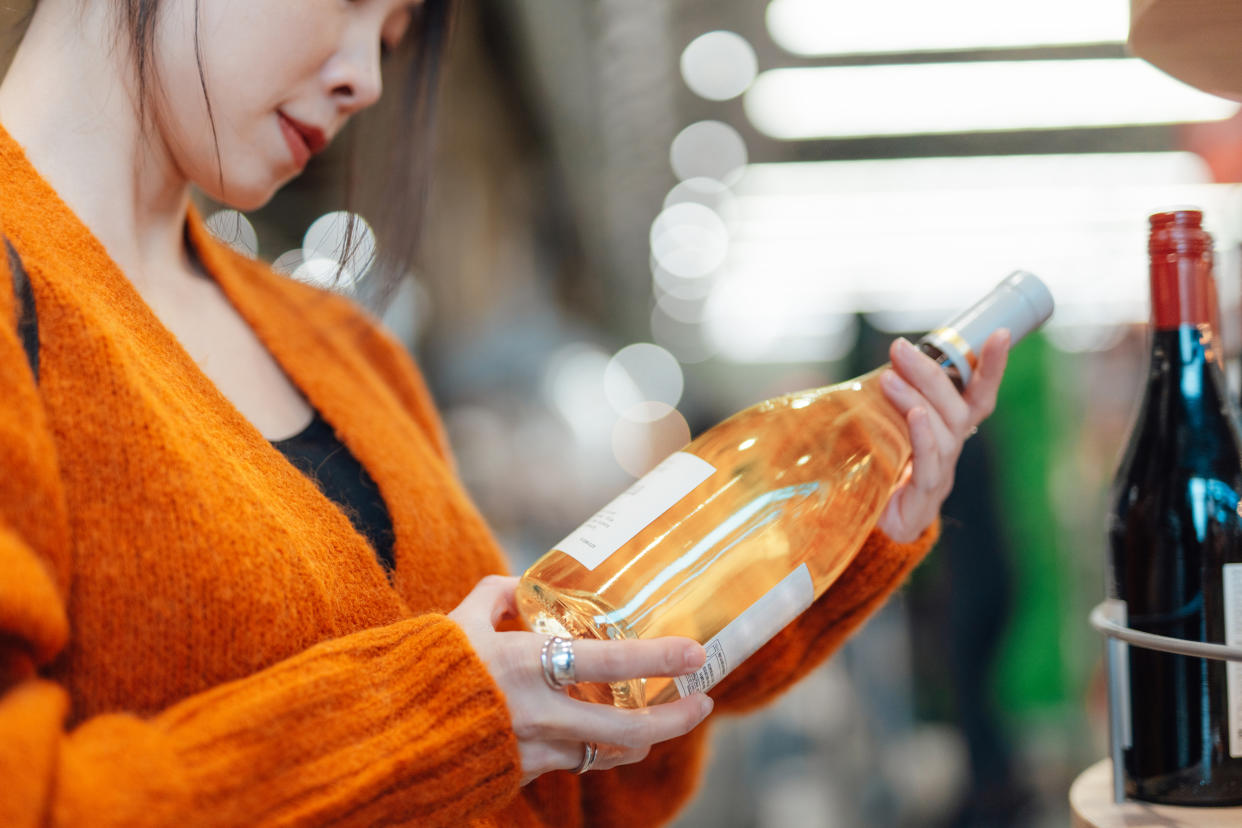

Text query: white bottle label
(1224, 563), (1242, 758)
(555, 452), (717, 571)
(674, 563), (815, 698)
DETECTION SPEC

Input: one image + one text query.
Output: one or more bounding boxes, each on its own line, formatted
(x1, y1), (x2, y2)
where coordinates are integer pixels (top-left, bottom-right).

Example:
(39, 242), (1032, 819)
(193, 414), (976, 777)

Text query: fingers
(521, 740), (651, 784)
(963, 329), (1010, 423)
(570, 637), (706, 684)
(536, 691), (713, 749)
(875, 329), (1011, 543)
(887, 337), (971, 435)
(453, 580), (715, 784)
(882, 329), (1012, 437)
(448, 574), (519, 630)
(906, 405), (949, 495)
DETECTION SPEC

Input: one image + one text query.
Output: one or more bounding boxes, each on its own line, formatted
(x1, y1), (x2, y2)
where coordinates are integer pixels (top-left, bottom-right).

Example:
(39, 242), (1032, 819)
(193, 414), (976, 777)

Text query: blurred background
(78, 0), (1242, 825)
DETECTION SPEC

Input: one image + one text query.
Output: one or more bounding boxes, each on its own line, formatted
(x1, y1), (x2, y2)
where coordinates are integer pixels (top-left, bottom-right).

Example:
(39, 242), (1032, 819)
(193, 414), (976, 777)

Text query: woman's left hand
(875, 329), (1011, 543)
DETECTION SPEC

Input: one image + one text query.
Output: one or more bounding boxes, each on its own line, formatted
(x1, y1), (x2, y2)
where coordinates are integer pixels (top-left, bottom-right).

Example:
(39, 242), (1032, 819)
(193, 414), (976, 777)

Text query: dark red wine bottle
(1107, 209), (1242, 805)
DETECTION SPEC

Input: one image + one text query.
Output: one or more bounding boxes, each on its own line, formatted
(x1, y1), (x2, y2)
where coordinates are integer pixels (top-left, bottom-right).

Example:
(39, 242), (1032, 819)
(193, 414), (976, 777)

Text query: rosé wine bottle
(518, 272), (1053, 708)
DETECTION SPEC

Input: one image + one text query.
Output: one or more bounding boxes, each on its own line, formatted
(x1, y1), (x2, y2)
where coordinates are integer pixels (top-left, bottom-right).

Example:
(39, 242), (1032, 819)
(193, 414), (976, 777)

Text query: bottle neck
(1146, 326), (1226, 422)
(917, 335), (972, 393)
(1150, 250), (1216, 332)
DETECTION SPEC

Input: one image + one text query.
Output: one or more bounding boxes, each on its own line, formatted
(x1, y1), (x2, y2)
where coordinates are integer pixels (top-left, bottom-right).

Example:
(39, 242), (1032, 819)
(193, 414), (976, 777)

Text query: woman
(0, 0), (1010, 825)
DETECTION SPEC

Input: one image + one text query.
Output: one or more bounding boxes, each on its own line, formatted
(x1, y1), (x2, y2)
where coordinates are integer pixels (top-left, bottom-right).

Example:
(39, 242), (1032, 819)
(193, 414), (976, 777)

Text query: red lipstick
(277, 112), (326, 168)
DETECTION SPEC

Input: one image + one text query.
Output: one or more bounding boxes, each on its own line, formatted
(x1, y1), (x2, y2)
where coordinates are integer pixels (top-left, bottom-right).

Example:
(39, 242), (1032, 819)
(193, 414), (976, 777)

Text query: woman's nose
(325, 44), (383, 114)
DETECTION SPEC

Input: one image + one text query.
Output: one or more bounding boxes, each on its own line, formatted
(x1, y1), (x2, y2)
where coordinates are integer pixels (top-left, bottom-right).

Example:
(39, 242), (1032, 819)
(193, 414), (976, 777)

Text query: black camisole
(270, 409), (397, 572)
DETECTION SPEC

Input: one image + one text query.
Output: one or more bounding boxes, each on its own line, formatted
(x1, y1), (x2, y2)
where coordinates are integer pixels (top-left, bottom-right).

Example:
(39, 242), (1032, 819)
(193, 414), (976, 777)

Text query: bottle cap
(1148, 209), (1216, 330)
(924, 271), (1054, 386)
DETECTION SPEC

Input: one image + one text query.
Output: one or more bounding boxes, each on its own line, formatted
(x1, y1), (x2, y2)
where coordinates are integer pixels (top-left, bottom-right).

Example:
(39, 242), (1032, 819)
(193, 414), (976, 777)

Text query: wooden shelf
(1071, 759), (1242, 827)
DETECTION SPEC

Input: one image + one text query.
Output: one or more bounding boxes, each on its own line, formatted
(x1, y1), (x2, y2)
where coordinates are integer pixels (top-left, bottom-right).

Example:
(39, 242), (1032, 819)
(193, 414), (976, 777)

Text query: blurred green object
(990, 333), (1070, 710)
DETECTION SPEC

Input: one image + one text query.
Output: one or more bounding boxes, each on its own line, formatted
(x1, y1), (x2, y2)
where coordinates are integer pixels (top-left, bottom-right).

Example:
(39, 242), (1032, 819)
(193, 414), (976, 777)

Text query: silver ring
(540, 636), (576, 690)
(574, 741), (599, 774)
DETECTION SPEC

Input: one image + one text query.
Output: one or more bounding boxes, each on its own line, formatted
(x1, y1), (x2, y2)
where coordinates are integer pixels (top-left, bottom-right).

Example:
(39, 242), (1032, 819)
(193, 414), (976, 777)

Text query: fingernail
(998, 329), (1012, 349)
(685, 644), (706, 671)
(699, 695), (714, 717)
(881, 369), (900, 389)
(896, 337), (916, 356)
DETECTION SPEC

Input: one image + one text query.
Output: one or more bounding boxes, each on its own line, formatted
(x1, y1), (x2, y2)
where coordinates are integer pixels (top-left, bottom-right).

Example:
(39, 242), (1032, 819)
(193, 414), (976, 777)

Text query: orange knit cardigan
(0, 123), (938, 827)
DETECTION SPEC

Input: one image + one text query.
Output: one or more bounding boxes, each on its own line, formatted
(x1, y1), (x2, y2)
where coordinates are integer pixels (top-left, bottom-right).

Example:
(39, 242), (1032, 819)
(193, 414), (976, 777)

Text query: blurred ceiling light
(703, 277), (861, 363)
(745, 59), (1240, 140)
(695, 156), (1242, 357)
(680, 30), (759, 101)
(604, 343), (685, 414)
(737, 152), (1212, 194)
(765, 0), (1128, 56)
(650, 202), (730, 280)
(670, 120), (748, 182)
(205, 210), (259, 258)
(303, 211), (377, 283)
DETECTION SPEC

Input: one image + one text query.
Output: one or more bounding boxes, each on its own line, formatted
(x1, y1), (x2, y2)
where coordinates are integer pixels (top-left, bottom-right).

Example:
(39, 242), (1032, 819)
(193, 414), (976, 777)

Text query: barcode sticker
(555, 452), (716, 571)
(674, 563), (815, 697)
(1225, 563), (1242, 758)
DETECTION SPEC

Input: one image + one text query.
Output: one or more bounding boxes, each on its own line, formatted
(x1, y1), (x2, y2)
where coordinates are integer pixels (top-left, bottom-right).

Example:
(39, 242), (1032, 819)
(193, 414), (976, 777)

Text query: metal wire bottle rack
(1089, 600), (1242, 804)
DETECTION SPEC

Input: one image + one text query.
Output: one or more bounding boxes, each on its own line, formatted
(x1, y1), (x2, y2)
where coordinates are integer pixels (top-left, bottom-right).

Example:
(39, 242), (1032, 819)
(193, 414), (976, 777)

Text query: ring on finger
(574, 741), (599, 774)
(540, 636), (576, 690)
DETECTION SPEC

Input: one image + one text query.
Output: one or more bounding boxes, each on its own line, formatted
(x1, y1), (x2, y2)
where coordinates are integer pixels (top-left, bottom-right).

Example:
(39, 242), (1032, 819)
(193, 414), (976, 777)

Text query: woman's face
(151, 0), (418, 210)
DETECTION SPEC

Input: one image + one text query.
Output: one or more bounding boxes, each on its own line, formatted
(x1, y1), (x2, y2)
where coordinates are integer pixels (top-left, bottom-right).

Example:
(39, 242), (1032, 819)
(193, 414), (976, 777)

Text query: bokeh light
(604, 343), (685, 414)
(271, 249), (305, 275)
(205, 210), (258, 258)
(680, 30), (759, 101)
(541, 343), (615, 447)
(611, 402), (693, 478)
(303, 211), (377, 286)
(291, 257), (355, 293)
(652, 259), (716, 301)
(670, 120), (748, 183)
(650, 202), (729, 280)
(664, 176), (738, 218)
(379, 275), (430, 350)
(651, 302), (717, 365)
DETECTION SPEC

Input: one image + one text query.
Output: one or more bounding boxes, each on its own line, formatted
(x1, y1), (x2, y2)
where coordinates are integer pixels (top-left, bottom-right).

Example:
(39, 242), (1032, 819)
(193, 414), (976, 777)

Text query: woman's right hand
(448, 575), (714, 785)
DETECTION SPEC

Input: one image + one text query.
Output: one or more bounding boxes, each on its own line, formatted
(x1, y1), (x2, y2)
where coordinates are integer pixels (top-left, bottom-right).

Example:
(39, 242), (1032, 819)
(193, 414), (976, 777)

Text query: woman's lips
(277, 112), (326, 169)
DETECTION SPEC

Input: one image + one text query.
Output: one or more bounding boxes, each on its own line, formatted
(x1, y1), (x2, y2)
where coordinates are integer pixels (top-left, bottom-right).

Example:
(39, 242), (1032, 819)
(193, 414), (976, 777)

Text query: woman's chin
(197, 177), (282, 213)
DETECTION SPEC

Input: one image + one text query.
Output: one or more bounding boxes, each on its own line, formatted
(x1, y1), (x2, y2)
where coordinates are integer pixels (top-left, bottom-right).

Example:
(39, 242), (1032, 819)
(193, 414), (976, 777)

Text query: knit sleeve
(708, 520), (940, 714)
(0, 262), (522, 828)
(3, 611), (522, 827)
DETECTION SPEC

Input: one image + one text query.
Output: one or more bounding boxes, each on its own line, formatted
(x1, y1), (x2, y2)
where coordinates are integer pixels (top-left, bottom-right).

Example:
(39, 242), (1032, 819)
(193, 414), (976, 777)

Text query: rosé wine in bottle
(518, 272), (1053, 708)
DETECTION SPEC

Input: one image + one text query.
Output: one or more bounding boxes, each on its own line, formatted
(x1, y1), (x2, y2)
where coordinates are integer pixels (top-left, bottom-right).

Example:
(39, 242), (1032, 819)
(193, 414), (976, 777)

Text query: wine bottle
(1107, 209), (1242, 805)
(518, 272), (1053, 709)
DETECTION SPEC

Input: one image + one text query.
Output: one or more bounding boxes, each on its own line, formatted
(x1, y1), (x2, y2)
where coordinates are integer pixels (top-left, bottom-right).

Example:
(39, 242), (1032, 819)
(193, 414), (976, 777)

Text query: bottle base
(515, 578), (647, 708)
(1126, 765), (1242, 807)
